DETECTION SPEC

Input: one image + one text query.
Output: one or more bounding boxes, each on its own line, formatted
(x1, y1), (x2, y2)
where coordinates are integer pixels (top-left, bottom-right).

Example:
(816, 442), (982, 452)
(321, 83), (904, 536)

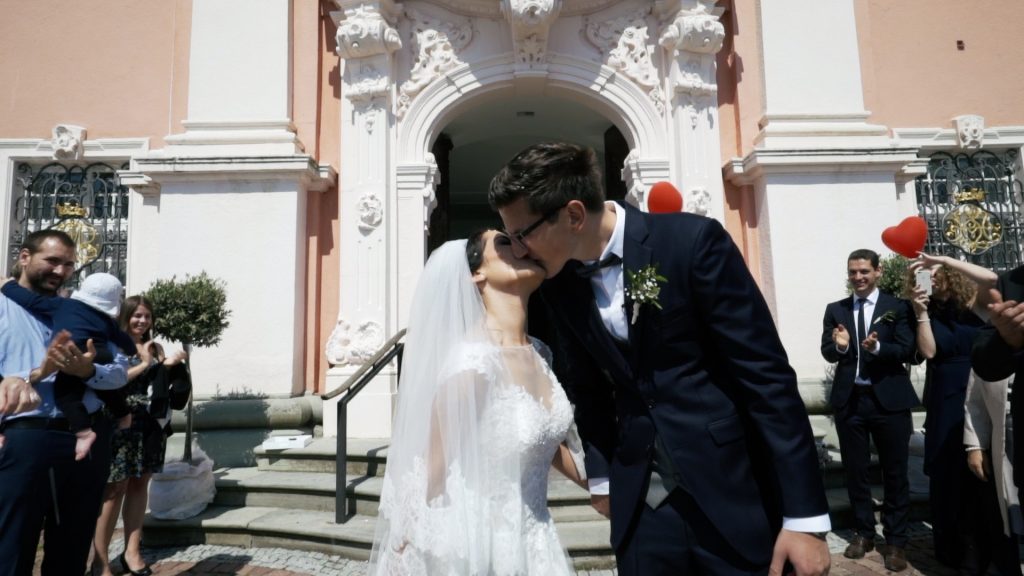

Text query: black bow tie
(576, 253), (622, 277)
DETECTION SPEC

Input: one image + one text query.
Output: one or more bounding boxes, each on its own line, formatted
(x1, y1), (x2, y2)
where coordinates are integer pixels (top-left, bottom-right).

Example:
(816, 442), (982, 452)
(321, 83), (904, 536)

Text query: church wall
(0, 0), (192, 147)
(855, 0), (1024, 130)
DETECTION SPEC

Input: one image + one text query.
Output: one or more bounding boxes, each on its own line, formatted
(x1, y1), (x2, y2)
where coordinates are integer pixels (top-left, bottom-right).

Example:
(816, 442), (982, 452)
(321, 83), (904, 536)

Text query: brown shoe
(884, 546), (908, 572)
(843, 534), (875, 559)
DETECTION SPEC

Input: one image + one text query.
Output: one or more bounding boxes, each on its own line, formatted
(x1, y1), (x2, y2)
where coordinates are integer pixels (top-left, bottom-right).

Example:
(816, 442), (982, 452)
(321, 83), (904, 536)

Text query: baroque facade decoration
(585, 8), (665, 114)
(396, 10), (474, 118)
(357, 193), (384, 232)
(501, 0), (563, 68)
(51, 124), (87, 161)
(955, 114), (985, 149)
(325, 318), (386, 366)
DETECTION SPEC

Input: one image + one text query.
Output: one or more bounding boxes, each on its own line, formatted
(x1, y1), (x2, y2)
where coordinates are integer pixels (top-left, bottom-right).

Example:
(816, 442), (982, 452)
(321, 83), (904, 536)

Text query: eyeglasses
(506, 204), (566, 249)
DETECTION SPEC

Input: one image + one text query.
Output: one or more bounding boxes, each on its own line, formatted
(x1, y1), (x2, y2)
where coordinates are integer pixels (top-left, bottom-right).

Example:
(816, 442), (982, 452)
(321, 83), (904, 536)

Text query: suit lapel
(621, 205), (652, 365)
(553, 262), (633, 382)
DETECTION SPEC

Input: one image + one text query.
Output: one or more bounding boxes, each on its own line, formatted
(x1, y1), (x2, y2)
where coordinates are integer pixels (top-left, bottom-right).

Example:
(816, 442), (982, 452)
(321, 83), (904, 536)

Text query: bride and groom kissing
(369, 142), (831, 576)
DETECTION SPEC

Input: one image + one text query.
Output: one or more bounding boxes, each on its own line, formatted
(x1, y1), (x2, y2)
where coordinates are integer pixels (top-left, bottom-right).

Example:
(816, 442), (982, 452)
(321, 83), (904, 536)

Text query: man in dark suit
(489, 142), (830, 575)
(971, 265), (1024, 490)
(820, 249), (919, 571)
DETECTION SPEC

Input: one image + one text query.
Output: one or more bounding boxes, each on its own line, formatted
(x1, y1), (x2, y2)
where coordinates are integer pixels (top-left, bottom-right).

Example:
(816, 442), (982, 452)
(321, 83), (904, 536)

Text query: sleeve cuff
(871, 341), (881, 355)
(588, 477), (610, 495)
(782, 514), (831, 532)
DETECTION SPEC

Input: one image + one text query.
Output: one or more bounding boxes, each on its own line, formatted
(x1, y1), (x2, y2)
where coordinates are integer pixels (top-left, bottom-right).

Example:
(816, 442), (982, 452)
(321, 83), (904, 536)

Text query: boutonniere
(624, 264), (667, 325)
(872, 310), (897, 326)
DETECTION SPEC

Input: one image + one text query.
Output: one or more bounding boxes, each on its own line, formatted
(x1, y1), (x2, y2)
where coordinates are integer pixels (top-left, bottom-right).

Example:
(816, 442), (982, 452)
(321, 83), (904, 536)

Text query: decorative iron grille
(914, 150), (1024, 272)
(8, 161), (130, 289)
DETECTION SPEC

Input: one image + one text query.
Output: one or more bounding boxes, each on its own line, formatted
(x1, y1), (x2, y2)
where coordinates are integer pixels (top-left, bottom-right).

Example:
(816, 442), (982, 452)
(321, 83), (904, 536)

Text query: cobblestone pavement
(39, 522), (986, 575)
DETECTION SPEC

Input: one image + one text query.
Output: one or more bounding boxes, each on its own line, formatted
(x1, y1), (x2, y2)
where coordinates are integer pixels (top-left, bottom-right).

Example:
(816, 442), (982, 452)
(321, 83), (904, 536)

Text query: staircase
(143, 437), (617, 569)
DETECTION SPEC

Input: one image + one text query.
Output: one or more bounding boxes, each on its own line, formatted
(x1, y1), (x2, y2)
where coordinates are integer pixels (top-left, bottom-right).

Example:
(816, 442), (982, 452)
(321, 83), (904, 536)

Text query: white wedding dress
(370, 338), (576, 576)
(368, 239), (579, 576)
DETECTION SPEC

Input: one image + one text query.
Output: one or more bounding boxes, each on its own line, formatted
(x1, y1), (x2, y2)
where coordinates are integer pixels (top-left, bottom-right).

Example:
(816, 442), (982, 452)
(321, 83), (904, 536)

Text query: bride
(368, 230), (587, 575)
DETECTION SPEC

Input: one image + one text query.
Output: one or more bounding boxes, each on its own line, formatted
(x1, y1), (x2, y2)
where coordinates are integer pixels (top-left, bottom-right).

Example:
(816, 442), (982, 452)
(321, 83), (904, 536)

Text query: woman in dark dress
(90, 296), (188, 576)
(909, 254), (997, 572)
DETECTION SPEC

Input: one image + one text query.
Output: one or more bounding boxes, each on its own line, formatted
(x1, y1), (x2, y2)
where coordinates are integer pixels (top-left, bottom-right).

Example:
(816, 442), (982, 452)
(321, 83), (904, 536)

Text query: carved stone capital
(501, 0), (563, 67)
(334, 1), (402, 61)
(954, 114), (985, 149)
(345, 60), (390, 103)
(325, 317), (385, 366)
(52, 124), (86, 161)
(659, 3), (724, 55)
(396, 10), (474, 118)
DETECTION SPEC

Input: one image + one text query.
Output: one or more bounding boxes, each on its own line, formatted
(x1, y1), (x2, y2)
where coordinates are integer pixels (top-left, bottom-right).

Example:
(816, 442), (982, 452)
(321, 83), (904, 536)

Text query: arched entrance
(327, 1), (727, 438)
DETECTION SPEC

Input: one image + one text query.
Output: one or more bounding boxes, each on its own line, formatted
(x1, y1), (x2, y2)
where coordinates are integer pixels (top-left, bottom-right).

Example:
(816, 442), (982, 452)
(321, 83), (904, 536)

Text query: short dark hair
(847, 249), (880, 269)
(488, 142), (605, 214)
(465, 230), (486, 273)
(21, 229), (75, 254)
(119, 295), (156, 342)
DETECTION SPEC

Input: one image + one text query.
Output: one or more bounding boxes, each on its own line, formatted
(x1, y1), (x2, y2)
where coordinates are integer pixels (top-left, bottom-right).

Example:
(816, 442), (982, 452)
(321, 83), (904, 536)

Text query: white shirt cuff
(588, 477), (610, 495)
(782, 514), (831, 533)
(871, 341), (881, 354)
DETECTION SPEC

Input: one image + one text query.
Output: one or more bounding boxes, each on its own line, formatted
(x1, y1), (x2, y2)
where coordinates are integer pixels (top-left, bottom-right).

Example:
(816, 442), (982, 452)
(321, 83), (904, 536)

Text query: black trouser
(0, 413), (113, 576)
(835, 387), (913, 547)
(616, 487), (768, 576)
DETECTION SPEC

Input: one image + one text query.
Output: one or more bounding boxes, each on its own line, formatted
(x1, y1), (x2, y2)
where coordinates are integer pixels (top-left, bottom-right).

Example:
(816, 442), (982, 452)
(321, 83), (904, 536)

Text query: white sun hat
(70, 272), (124, 317)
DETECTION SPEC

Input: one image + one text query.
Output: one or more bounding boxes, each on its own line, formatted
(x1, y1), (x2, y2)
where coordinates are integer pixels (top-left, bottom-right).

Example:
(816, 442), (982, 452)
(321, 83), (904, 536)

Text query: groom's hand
(769, 529), (830, 576)
(590, 494), (610, 519)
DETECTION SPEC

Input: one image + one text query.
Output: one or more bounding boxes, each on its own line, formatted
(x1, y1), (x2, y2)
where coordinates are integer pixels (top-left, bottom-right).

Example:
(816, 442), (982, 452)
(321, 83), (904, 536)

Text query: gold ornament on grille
(942, 187), (1002, 255)
(53, 203), (101, 266)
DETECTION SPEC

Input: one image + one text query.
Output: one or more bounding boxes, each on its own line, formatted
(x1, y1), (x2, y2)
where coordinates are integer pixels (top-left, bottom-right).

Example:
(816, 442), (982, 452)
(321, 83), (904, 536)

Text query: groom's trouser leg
(835, 391), (878, 540)
(868, 402), (912, 548)
(615, 489), (767, 576)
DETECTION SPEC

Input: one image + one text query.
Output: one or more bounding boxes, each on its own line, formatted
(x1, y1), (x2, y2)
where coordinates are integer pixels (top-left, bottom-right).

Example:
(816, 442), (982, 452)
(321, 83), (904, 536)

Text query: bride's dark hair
(465, 229), (486, 272)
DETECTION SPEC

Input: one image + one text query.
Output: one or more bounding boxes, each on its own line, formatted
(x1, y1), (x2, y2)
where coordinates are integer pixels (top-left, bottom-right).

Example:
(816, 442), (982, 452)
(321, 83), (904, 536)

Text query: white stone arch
(397, 53), (668, 163)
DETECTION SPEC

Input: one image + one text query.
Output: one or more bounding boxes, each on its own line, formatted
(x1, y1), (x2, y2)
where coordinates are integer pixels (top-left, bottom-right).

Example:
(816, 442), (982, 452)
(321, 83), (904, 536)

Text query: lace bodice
(371, 338), (576, 576)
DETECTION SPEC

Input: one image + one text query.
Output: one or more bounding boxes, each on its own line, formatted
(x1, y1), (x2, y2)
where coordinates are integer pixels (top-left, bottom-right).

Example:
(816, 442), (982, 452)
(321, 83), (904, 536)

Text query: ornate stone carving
(585, 8), (665, 114)
(687, 187), (711, 217)
(675, 56), (716, 96)
(501, 0), (562, 67)
(659, 3), (725, 55)
(422, 0), (617, 17)
(396, 11), (474, 118)
(52, 125), (86, 161)
(357, 193), (383, 232)
(335, 4), (402, 61)
(326, 318), (385, 366)
(954, 114), (985, 149)
(422, 153), (439, 231)
(345, 61), (390, 103)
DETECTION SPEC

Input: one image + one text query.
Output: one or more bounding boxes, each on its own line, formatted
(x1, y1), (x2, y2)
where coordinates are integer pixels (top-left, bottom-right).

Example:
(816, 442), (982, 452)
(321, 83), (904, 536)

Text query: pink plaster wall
(856, 0), (1024, 129)
(0, 0), (191, 146)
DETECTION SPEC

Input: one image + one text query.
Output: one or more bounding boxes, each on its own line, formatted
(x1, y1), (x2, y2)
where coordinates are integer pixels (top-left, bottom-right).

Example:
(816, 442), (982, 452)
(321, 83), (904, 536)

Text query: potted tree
(144, 272), (230, 519)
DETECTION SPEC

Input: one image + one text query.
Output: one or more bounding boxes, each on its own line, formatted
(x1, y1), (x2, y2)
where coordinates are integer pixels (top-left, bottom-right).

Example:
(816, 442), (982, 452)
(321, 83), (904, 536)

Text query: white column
(165, 0), (300, 155)
(658, 1), (728, 219)
(323, 0), (403, 439)
(756, 0), (888, 148)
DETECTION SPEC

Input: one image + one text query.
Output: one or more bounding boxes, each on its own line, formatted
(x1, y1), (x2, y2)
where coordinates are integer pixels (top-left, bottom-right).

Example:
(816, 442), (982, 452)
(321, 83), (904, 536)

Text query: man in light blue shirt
(0, 229), (127, 576)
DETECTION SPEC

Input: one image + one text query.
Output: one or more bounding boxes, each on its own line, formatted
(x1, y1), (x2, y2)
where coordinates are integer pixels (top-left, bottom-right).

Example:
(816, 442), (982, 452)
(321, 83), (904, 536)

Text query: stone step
(254, 437), (388, 476)
(143, 506), (616, 570)
(214, 467), (597, 518)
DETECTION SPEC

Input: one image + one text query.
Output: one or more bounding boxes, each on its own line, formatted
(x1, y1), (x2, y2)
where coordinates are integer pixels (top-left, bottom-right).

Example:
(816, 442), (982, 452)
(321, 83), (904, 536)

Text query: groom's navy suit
(541, 204), (828, 570)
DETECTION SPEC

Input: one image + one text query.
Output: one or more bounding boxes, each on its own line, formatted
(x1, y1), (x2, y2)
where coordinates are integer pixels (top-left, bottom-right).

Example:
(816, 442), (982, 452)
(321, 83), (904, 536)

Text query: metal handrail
(331, 329), (406, 524)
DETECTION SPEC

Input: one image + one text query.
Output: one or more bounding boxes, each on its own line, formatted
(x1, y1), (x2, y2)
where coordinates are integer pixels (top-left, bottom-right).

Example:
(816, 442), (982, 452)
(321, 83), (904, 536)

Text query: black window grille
(914, 150), (1024, 272)
(8, 161), (130, 289)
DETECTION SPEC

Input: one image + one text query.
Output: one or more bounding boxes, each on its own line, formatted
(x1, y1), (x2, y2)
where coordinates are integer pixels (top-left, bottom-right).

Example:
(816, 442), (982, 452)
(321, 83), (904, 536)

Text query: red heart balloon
(648, 181), (682, 213)
(881, 216), (928, 258)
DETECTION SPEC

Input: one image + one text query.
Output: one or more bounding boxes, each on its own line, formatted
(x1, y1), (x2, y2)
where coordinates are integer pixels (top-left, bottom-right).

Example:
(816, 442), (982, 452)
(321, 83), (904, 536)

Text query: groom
(489, 142), (831, 575)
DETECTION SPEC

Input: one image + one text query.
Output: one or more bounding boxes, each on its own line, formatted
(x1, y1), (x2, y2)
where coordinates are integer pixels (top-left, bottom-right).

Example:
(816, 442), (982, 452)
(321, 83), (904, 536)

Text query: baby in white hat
(2, 273), (136, 460)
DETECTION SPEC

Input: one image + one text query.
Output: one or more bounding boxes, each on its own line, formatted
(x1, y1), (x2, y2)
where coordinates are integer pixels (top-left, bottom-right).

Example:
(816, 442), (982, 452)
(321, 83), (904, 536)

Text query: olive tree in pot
(145, 271), (230, 462)
(144, 272), (230, 519)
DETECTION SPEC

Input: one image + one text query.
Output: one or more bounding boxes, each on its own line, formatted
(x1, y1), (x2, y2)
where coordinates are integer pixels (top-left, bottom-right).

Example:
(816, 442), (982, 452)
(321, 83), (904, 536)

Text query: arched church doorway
(423, 93), (631, 347)
(426, 94), (629, 253)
